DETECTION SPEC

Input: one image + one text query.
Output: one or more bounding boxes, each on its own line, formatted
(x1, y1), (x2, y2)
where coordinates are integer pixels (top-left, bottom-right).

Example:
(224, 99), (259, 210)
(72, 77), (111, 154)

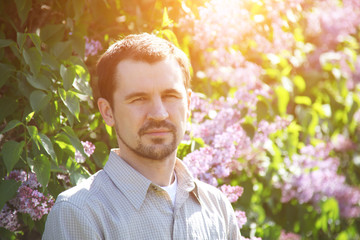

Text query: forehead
(114, 57), (185, 93)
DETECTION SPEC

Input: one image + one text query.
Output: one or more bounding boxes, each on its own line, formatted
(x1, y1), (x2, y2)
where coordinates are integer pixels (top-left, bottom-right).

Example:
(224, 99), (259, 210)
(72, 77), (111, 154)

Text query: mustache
(138, 120), (176, 136)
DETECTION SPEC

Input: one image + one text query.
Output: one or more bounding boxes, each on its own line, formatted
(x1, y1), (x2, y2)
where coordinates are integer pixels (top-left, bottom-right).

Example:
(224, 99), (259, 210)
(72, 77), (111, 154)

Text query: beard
(115, 120), (178, 160)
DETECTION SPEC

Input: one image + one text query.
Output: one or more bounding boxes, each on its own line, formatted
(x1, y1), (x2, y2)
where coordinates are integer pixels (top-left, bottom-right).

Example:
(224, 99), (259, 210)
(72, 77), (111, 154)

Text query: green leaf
(92, 142), (108, 168)
(27, 125), (41, 149)
(293, 75), (306, 92)
(42, 52), (60, 70)
(33, 154), (51, 187)
(15, 0), (32, 25)
(72, 0), (85, 21)
(30, 90), (51, 112)
(295, 96), (312, 106)
(1, 140), (25, 172)
(0, 63), (16, 87)
(275, 86), (290, 116)
(162, 7), (173, 28)
(0, 179), (21, 210)
(40, 24), (65, 45)
(62, 126), (85, 156)
(256, 101), (269, 121)
(60, 64), (76, 90)
(59, 88), (80, 120)
(28, 33), (42, 53)
(54, 133), (75, 157)
(0, 39), (14, 48)
(17, 32), (27, 51)
(158, 29), (179, 47)
(39, 133), (57, 162)
(0, 97), (18, 123)
(23, 47), (42, 76)
(25, 111), (35, 123)
(241, 123), (255, 139)
(1, 120), (23, 134)
(26, 73), (52, 91)
(51, 41), (72, 60)
(70, 34), (85, 58)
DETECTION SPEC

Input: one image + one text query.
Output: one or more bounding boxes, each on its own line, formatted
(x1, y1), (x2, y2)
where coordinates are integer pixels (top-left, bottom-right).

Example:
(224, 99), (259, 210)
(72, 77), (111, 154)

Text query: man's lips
(142, 128), (172, 136)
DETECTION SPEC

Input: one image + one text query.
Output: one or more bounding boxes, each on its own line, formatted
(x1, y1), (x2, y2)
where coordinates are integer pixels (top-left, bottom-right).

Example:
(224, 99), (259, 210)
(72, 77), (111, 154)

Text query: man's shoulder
(55, 170), (107, 209)
(194, 179), (226, 201)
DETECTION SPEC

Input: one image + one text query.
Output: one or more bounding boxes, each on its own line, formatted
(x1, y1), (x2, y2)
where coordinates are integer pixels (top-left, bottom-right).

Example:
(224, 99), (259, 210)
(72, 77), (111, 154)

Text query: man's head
(96, 33), (192, 161)
(96, 33), (191, 108)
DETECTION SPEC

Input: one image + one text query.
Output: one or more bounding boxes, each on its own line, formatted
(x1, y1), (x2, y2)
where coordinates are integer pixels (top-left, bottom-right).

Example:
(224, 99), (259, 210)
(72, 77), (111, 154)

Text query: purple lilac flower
(186, 88), (290, 184)
(84, 36), (102, 58)
(279, 230), (301, 240)
(235, 210), (247, 228)
(6, 169), (41, 189)
(220, 185), (244, 203)
(280, 143), (360, 218)
(331, 134), (356, 152)
(305, 0), (360, 50)
(0, 204), (20, 231)
(179, 0), (303, 88)
(9, 185), (54, 221)
(75, 141), (96, 163)
(2, 170), (55, 224)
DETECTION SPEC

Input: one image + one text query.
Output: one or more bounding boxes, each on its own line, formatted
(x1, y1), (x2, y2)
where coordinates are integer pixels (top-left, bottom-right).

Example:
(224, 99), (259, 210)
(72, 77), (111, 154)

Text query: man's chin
(135, 143), (177, 160)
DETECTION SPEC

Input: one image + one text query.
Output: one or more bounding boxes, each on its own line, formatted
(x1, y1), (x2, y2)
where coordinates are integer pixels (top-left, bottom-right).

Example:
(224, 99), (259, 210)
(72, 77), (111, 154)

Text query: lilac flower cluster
(185, 88), (290, 185)
(279, 230), (301, 240)
(303, 1), (360, 89)
(331, 134), (356, 152)
(280, 143), (360, 218)
(220, 185), (244, 203)
(75, 141), (96, 163)
(9, 185), (54, 221)
(180, 0), (305, 87)
(184, 88), (289, 234)
(0, 170), (54, 231)
(84, 36), (102, 58)
(304, 0), (360, 50)
(0, 204), (20, 232)
(235, 210), (247, 229)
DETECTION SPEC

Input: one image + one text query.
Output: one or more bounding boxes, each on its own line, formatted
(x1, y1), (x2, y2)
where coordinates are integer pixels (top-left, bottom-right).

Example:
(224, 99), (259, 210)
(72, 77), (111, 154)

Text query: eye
(130, 96), (146, 103)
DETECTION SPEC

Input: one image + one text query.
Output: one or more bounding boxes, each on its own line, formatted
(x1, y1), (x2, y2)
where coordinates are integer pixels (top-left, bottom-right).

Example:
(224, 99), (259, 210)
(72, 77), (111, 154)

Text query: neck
(114, 148), (177, 187)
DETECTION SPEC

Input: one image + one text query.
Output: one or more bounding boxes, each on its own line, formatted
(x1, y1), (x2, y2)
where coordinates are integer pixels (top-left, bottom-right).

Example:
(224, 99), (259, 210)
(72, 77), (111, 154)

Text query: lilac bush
(75, 141), (96, 163)
(280, 143), (360, 218)
(0, 171), (54, 231)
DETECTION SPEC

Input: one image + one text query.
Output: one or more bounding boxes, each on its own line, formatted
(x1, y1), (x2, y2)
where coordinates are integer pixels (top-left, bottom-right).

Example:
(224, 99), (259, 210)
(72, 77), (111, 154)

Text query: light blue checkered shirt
(43, 150), (240, 239)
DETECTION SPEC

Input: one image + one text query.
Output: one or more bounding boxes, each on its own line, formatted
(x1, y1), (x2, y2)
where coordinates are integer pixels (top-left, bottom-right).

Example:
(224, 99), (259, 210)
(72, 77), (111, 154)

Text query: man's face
(109, 57), (191, 160)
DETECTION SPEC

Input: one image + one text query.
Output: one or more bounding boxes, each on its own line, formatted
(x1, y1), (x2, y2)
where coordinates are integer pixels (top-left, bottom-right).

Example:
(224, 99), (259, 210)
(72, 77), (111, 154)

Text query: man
(43, 33), (240, 239)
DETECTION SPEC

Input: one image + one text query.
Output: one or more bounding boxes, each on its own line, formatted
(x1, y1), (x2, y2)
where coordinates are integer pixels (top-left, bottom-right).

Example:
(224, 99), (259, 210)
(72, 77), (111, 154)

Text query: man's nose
(147, 97), (169, 121)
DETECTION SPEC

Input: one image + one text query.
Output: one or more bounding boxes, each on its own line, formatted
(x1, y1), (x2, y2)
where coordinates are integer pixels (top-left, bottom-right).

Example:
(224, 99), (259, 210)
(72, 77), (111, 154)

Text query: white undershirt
(160, 173), (177, 206)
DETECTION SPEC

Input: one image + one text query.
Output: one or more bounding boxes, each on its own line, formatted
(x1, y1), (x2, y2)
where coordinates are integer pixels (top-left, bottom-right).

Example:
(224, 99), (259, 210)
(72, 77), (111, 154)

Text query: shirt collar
(174, 157), (201, 205)
(104, 149), (200, 210)
(104, 150), (152, 211)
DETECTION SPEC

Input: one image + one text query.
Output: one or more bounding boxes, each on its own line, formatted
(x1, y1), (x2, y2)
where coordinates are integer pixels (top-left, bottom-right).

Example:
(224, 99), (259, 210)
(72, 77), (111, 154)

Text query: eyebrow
(162, 89), (182, 95)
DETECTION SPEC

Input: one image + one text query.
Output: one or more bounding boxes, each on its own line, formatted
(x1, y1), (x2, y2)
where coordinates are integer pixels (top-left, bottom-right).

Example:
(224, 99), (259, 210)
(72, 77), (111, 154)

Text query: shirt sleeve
(42, 201), (102, 240)
(221, 192), (241, 240)
(227, 204), (241, 240)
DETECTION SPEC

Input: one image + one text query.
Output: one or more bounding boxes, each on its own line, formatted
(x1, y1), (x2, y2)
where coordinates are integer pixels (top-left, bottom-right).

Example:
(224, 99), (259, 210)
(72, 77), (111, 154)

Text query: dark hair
(96, 33), (191, 107)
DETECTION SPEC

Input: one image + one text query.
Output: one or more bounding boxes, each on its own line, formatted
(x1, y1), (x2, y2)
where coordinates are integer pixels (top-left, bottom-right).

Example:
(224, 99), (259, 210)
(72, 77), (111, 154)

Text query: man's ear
(98, 97), (115, 127)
